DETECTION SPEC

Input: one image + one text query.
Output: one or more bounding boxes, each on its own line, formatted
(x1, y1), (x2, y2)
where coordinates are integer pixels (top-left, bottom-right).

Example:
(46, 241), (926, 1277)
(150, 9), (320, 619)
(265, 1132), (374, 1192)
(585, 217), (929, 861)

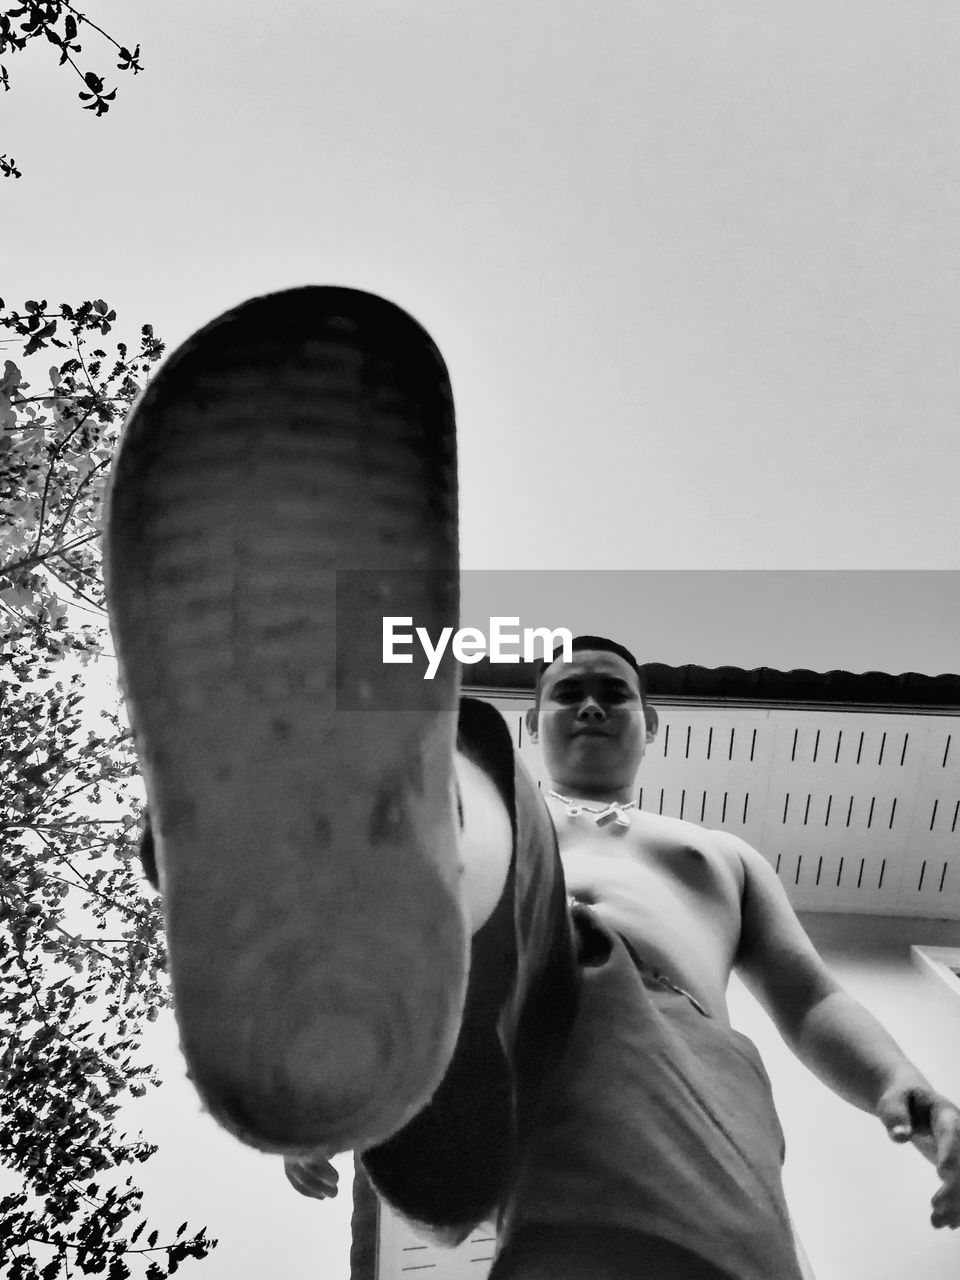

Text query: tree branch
(51, 921), (130, 972)
(35, 866), (148, 924)
(47, 456), (110, 552)
(44, 554), (106, 613)
(63, 0), (126, 54)
(0, 878), (49, 1023)
(2, 528), (100, 578)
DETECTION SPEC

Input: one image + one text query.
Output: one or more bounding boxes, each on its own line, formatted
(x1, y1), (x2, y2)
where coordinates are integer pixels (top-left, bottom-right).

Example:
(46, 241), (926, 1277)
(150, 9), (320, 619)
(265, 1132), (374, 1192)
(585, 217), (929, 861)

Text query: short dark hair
(534, 634), (645, 706)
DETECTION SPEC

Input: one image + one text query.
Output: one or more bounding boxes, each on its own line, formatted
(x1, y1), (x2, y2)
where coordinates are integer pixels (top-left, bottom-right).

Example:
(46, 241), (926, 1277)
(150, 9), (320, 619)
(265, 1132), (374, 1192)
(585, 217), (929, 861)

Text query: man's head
(525, 636), (658, 801)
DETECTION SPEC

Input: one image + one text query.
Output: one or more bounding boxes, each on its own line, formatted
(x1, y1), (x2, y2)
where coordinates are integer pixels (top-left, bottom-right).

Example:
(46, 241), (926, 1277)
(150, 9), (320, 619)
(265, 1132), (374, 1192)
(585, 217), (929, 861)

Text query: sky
(4, 2), (960, 1277)
(5, 1), (960, 576)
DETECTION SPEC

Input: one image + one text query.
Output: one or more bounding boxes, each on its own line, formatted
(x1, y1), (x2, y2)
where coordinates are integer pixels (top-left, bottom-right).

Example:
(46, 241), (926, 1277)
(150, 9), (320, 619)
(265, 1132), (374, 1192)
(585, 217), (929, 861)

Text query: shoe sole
(103, 287), (468, 1155)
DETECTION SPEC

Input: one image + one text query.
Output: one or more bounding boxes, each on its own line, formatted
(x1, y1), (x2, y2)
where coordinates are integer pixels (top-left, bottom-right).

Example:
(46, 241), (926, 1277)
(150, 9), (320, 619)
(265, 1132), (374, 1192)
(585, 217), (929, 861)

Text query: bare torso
(547, 796), (746, 1023)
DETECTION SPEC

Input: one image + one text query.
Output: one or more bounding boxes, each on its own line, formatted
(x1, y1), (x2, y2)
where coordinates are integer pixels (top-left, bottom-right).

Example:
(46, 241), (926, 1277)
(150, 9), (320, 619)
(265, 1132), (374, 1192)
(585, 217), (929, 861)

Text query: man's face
(530, 649), (650, 796)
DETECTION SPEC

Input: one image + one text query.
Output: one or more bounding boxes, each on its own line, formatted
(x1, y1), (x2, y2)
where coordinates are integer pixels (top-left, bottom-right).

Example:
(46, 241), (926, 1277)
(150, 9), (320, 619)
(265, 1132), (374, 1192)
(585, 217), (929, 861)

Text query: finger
(285, 1162), (323, 1198)
(910, 1127), (939, 1165)
(877, 1089), (914, 1142)
(908, 1089), (937, 1132)
(284, 1159), (338, 1199)
(285, 1163), (320, 1198)
(932, 1105), (960, 1181)
(309, 1162), (339, 1193)
(294, 1156), (339, 1180)
(930, 1115), (960, 1232)
(314, 1167), (340, 1195)
(288, 1171), (336, 1199)
(906, 1093), (941, 1165)
(931, 1185), (960, 1230)
(288, 1155), (339, 1182)
(299, 1166), (339, 1195)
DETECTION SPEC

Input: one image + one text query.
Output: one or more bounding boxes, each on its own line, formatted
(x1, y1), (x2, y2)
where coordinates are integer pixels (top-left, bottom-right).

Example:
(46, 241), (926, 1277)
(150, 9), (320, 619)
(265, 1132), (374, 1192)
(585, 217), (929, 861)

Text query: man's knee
(455, 751), (513, 933)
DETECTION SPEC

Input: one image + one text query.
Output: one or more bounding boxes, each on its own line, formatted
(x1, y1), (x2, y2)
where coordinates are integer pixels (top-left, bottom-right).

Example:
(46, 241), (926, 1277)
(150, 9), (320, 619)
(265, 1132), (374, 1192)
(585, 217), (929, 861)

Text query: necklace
(548, 790), (636, 829)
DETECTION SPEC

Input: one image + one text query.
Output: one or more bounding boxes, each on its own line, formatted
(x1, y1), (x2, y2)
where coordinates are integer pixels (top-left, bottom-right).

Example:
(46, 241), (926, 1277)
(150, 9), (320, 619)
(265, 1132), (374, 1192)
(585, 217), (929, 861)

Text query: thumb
(877, 1088), (914, 1142)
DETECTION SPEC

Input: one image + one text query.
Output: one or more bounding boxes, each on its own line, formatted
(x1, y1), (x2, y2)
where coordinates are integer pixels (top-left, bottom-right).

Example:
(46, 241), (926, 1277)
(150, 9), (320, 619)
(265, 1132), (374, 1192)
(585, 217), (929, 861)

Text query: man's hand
(878, 1082), (960, 1229)
(284, 1152), (340, 1200)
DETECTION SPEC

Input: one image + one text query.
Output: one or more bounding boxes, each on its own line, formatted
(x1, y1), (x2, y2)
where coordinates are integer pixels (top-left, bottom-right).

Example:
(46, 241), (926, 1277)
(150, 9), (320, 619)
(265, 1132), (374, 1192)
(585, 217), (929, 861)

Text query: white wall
(728, 915), (960, 1280)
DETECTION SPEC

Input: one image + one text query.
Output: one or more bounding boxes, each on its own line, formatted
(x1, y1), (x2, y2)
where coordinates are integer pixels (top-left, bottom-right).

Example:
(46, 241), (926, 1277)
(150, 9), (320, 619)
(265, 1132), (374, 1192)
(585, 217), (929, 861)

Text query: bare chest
(553, 810), (744, 1014)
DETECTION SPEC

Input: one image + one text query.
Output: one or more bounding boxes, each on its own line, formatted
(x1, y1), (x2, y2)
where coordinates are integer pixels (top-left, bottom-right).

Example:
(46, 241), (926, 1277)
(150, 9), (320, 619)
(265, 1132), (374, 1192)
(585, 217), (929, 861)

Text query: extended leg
(361, 697), (579, 1239)
(108, 288), (578, 1242)
(106, 288), (470, 1157)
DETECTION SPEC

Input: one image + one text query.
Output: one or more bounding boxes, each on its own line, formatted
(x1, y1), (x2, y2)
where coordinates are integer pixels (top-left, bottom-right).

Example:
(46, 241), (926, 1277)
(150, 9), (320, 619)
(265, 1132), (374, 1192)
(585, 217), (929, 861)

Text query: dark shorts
(498, 905), (803, 1280)
(490, 1226), (742, 1280)
(361, 699), (804, 1280)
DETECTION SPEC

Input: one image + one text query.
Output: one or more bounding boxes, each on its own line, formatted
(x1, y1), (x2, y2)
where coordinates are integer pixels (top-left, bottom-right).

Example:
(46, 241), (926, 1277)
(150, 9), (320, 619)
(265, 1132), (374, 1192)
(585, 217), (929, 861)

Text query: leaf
(1, 359), (22, 391)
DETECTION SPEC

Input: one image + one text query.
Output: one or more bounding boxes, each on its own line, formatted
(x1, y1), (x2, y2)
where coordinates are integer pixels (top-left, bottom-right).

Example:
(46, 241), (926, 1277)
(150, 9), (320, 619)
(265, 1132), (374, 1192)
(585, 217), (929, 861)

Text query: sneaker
(103, 287), (468, 1155)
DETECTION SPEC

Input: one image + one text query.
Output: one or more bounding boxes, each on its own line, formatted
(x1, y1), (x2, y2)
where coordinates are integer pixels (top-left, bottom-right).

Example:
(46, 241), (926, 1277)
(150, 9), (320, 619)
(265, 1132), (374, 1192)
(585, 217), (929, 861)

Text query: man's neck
(547, 780), (637, 807)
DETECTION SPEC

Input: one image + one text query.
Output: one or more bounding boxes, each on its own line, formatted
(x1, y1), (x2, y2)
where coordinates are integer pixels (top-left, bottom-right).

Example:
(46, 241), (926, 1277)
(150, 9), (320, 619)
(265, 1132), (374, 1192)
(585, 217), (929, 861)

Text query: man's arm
(730, 834), (960, 1230)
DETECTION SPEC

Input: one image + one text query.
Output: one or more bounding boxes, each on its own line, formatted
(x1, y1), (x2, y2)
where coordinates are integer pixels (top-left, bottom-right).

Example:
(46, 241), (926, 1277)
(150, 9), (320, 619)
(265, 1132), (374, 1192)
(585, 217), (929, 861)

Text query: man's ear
(524, 706), (539, 742)
(643, 703), (658, 744)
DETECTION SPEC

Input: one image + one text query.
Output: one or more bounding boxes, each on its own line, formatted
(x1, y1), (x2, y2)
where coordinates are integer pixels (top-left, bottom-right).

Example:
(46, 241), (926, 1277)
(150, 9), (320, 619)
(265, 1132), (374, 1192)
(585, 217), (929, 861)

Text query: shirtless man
(105, 288), (959, 1279)
(289, 635), (960, 1276)
(535, 639), (960, 1200)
